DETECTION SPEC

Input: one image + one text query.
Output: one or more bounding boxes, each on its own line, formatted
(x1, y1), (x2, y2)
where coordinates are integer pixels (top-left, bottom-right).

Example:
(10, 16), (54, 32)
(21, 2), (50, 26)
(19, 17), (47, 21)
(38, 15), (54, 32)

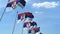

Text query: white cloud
(32, 2), (60, 8)
(35, 11), (44, 15)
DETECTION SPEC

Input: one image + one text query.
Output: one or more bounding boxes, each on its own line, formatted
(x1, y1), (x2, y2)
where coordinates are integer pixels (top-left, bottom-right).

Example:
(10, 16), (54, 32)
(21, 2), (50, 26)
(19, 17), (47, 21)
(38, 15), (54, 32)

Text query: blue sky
(0, 0), (60, 34)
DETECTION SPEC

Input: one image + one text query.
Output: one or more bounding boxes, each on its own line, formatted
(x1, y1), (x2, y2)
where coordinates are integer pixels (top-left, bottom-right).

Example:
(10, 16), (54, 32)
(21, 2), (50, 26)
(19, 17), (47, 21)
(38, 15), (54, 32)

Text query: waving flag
(6, 0), (26, 9)
(0, 0), (26, 21)
(30, 21), (37, 27)
(7, 1), (14, 7)
(28, 30), (31, 34)
(18, 12), (34, 21)
(14, 0), (18, 2)
(18, 13), (23, 20)
(6, 1), (16, 9)
(33, 27), (40, 33)
(23, 22), (31, 28)
(23, 21), (37, 28)
(14, 0), (26, 8)
(17, 13), (24, 23)
(28, 27), (40, 34)
(18, 13), (25, 20)
(24, 12), (34, 18)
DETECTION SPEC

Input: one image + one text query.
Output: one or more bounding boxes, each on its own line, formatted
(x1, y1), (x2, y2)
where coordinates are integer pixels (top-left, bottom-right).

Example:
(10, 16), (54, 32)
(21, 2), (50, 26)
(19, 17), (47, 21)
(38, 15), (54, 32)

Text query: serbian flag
(17, 13), (23, 23)
(23, 22), (31, 28)
(6, 1), (15, 8)
(28, 29), (32, 33)
(18, 13), (24, 20)
(23, 21), (37, 28)
(18, 12), (34, 20)
(15, 0), (26, 8)
(28, 27), (40, 33)
(18, 13), (22, 20)
(33, 27), (40, 33)
(6, 0), (26, 9)
(30, 21), (37, 27)
(24, 12), (34, 18)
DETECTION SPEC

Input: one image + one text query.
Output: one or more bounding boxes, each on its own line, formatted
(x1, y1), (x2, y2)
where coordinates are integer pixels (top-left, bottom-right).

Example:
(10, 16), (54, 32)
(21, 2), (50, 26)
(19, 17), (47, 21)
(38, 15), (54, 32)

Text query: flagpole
(22, 26), (23, 34)
(22, 20), (25, 34)
(16, 11), (23, 34)
(0, 0), (10, 21)
(12, 11), (18, 34)
(12, 18), (16, 34)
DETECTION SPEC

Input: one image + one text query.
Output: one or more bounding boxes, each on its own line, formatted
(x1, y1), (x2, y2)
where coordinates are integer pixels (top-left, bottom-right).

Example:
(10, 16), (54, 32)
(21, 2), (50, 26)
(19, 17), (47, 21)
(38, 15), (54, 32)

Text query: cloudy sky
(0, 0), (60, 34)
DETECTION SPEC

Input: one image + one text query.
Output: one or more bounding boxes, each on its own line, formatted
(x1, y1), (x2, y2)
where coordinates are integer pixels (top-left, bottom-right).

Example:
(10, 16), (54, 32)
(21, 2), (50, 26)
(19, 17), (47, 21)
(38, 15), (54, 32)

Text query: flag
(30, 21), (37, 27)
(18, 13), (22, 20)
(15, 0), (26, 8)
(18, 12), (34, 20)
(18, 13), (25, 20)
(40, 32), (42, 34)
(28, 27), (40, 33)
(24, 12), (34, 18)
(17, 13), (23, 24)
(7, 1), (14, 7)
(23, 21), (37, 28)
(23, 22), (30, 28)
(6, 0), (26, 9)
(33, 27), (40, 33)
(6, 1), (16, 9)
(14, 0), (18, 2)
(28, 29), (32, 33)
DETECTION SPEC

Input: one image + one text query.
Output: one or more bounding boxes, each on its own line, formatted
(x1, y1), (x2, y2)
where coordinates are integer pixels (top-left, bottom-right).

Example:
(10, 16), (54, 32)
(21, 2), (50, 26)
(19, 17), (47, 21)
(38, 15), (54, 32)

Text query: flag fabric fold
(15, 0), (26, 8)
(18, 12), (34, 21)
(33, 27), (40, 33)
(6, 1), (16, 9)
(28, 27), (40, 33)
(17, 12), (42, 34)
(23, 21), (37, 28)
(18, 13), (25, 21)
(6, 0), (26, 9)
(7, 1), (14, 7)
(23, 22), (31, 28)
(24, 12), (34, 18)
(30, 21), (37, 27)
